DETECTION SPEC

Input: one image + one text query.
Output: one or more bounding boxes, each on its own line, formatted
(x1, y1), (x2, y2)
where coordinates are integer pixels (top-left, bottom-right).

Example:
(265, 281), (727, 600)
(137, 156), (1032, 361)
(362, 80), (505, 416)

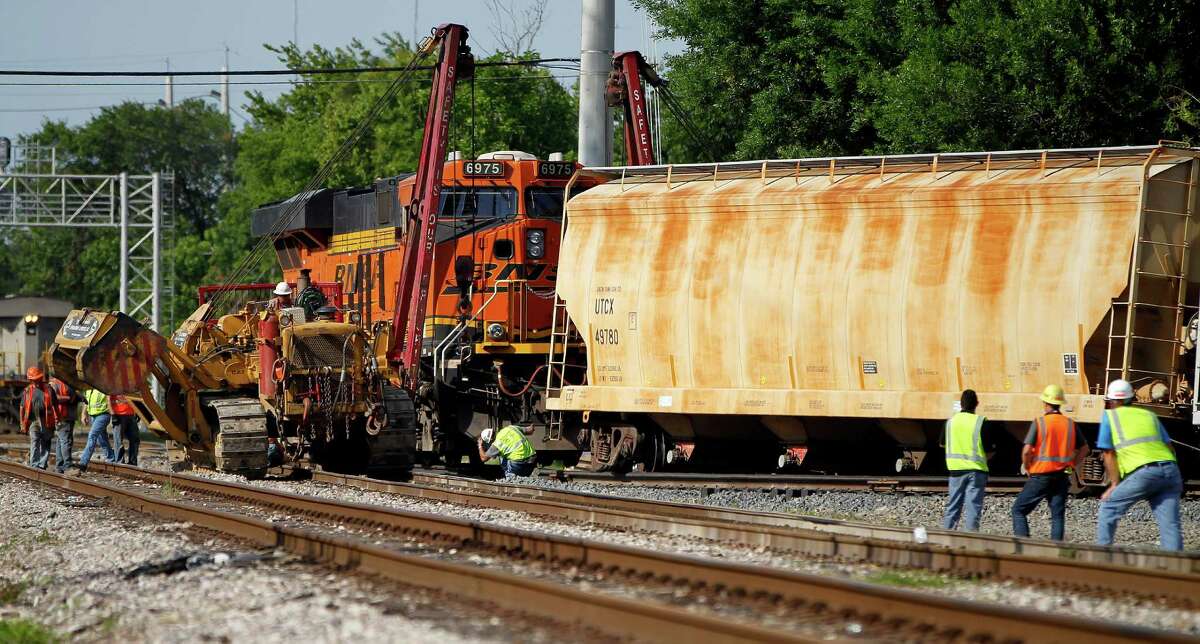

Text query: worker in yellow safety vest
(941, 389), (993, 531)
(1095, 379), (1182, 551)
(75, 388), (116, 473)
(478, 425), (537, 478)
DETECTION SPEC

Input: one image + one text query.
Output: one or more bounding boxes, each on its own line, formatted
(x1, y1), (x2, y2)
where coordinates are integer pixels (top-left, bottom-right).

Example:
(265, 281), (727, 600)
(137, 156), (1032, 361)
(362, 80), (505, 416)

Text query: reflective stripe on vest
(493, 425), (535, 462)
(49, 379), (71, 419)
(85, 389), (110, 416)
(21, 384), (57, 429)
(945, 412), (987, 472)
(1028, 414), (1077, 474)
(1106, 407), (1175, 478)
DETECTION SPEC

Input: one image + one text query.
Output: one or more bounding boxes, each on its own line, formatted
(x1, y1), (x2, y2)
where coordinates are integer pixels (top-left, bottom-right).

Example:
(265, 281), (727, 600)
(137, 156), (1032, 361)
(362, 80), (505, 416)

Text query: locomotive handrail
(433, 279), (518, 385)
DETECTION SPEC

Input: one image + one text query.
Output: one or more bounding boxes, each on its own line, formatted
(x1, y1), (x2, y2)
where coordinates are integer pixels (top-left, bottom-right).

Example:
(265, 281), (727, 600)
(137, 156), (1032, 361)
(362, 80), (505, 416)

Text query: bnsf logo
(441, 262), (556, 295)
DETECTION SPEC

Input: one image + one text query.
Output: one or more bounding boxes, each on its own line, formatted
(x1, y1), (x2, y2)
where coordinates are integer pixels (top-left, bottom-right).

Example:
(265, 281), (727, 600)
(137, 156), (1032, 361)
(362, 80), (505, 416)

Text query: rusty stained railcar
(547, 145), (1200, 475)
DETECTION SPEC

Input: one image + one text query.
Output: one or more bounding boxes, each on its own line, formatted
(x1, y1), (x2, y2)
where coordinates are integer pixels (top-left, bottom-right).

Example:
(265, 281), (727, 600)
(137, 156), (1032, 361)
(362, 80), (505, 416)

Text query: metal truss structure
(0, 169), (175, 332)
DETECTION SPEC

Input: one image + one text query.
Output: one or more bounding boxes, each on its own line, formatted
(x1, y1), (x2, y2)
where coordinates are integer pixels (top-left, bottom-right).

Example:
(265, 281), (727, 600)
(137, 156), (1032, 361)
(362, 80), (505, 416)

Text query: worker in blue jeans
(75, 388), (116, 473)
(1095, 379), (1183, 551)
(477, 425), (537, 477)
(941, 390), (994, 531)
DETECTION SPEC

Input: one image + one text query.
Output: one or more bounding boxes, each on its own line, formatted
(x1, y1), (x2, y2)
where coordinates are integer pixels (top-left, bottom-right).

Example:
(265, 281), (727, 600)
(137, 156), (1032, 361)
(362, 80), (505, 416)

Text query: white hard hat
(1105, 379), (1135, 401)
(480, 427), (495, 444)
(273, 281), (293, 296)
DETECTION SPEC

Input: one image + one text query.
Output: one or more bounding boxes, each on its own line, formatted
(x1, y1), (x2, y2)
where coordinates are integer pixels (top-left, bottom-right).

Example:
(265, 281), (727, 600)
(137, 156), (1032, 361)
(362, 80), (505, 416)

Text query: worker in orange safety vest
(48, 376), (76, 473)
(109, 394), (140, 466)
(1011, 385), (1090, 540)
(20, 366), (59, 470)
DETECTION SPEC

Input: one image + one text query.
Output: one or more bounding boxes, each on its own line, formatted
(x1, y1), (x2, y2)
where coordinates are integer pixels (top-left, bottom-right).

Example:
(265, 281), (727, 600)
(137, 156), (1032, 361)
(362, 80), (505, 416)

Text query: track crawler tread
(367, 385), (417, 477)
(208, 398), (269, 478)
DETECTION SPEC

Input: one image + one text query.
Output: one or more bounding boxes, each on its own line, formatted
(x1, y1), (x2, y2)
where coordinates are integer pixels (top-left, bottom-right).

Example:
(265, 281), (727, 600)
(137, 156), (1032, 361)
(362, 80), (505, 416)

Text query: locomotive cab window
(438, 187), (517, 219)
(526, 187), (587, 219)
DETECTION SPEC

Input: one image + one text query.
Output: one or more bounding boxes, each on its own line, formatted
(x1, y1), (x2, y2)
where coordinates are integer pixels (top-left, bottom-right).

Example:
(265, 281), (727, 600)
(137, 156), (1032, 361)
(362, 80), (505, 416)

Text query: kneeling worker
(478, 425), (536, 477)
(1011, 384), (1089, 540)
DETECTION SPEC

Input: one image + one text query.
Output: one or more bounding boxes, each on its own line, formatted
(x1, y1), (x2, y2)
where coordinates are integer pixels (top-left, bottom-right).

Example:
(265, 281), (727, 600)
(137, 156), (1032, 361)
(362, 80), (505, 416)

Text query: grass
(862, 569), (955, 589)
(96, 614), (119, 636)
(0, 580), (28, 604)
(0, 619), (59, 644)
(32, 530), (57, 546)
(159, 481), (182, 499)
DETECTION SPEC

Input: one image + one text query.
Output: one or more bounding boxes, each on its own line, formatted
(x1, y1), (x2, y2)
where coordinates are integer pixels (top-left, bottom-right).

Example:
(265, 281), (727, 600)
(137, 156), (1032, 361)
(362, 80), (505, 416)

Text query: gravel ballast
(0, 473), (596, 643)
(119, 464), (1200, 635)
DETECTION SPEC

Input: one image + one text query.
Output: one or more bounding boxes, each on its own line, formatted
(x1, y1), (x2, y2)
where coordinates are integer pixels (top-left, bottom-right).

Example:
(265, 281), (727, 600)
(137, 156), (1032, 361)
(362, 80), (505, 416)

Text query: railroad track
(1, 458), (1190, 643)
(531, 468), (1200, 496)
(407, 470), (1200, 573)
(5, 442), (1198, 580)
(402, 470), (1200, 575)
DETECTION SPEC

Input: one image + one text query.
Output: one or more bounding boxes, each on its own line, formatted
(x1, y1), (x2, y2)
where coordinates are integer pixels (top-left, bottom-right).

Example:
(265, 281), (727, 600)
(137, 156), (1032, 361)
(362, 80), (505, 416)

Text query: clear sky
(0, 0), (672, 138)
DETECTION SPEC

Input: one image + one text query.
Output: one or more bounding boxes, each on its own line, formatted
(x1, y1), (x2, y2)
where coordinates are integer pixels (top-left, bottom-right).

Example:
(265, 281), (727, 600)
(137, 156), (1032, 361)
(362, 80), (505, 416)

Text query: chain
(318, 367), (334, 443)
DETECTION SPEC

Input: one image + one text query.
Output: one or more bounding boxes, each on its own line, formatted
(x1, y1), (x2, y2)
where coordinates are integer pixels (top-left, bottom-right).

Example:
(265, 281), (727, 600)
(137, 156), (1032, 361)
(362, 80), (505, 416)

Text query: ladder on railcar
(544, 295), (573, 441)
(1106, 157), (1199, 403)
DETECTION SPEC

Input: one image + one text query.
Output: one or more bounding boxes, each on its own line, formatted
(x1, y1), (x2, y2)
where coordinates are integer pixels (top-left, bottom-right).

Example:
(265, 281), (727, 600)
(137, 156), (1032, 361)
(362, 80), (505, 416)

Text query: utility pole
(164, 57), (174, 107)
(578, 0), (614, 167)
(220, 45), (230, 119)
(413, 0), (419, 48)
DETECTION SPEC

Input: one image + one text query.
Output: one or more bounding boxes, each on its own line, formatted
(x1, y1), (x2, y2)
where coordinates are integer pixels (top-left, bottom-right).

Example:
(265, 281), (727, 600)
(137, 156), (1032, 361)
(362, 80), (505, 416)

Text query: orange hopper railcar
(253, 151), (605, 465)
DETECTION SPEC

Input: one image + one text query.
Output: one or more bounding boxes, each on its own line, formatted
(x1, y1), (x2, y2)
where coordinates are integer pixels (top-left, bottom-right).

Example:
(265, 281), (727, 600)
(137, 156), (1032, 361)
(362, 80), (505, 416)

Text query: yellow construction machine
(47, 275), (415, 478)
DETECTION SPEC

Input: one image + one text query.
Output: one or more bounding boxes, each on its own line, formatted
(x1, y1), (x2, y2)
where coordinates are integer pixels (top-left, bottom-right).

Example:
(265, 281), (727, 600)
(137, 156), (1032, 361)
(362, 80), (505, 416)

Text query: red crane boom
(388, 23), (473, 385)
(606, 51), (663, 166)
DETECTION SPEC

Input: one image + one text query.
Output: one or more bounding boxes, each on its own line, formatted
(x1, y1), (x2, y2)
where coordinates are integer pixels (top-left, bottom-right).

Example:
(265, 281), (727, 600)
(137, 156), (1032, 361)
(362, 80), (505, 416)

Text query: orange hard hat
(26, 366), (44, 381)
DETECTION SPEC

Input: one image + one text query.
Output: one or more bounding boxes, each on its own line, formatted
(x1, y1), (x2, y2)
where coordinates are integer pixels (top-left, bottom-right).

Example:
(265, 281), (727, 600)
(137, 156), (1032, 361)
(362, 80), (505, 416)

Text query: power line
(0, 48), (227, 65)
(0, 102), (157, 113)
(0, 58), (581, 77)
(0, 74), (580, 88)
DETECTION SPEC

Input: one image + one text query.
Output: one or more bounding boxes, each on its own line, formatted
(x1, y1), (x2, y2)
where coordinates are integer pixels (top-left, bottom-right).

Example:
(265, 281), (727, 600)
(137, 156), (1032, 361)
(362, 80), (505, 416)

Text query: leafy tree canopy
(7, 100), (233, 322)
(209, 33), (578, 286)
(637, 0), (1200, 160)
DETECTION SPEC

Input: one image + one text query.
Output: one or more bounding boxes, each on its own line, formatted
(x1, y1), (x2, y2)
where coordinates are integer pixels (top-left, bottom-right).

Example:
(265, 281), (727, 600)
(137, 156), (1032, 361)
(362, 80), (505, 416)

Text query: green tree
(209, 33), (577, 286)
(637, 0), (1200, 159)
(9, 100), (233, 324)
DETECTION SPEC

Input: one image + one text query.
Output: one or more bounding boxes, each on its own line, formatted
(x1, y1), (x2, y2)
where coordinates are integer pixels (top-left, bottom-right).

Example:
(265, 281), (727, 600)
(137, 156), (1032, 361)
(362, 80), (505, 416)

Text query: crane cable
(205, 32), (442, 314)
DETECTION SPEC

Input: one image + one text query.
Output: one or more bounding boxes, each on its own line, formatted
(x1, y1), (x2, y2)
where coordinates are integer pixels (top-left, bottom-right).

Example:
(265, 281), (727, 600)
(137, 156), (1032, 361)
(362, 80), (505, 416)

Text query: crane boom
(607, 51), (662, 166)
(388, 23), (473, 385)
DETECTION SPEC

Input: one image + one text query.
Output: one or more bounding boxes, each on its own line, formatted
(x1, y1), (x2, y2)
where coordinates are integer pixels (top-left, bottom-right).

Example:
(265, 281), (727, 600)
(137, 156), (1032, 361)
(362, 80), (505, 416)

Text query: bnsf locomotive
(253, 151), (605, 466)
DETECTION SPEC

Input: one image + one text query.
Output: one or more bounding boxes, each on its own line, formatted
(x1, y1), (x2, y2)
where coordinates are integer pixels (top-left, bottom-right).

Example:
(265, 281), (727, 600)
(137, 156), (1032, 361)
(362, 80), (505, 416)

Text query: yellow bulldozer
(47, 273), (415, 478)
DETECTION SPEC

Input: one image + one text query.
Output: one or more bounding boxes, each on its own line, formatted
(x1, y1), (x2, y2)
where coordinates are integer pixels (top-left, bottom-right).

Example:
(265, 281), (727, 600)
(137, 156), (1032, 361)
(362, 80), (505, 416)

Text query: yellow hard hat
(1040, 384), (1066, 406)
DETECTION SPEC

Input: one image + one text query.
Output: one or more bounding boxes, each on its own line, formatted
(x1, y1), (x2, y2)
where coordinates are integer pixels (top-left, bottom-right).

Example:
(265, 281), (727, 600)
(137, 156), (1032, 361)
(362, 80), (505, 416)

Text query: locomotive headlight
(487, 322), (506, 340)
(526, 228), (545, 259)
(348, 310), (362, 325)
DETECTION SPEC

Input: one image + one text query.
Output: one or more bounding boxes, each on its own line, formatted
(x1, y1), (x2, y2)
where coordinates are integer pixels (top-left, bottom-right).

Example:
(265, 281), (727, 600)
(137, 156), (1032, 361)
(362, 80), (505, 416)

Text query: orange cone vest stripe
(1028, 414), (1077, 474)
(110, 395), (136, 416)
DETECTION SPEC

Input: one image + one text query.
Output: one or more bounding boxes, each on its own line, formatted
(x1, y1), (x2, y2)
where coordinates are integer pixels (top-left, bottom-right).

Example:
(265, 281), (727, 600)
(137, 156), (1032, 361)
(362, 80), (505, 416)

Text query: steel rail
(525, 467), (1200, 497)
(10, 459), (1192, 643)
(405, 470), (1200, 574)
(0, 460), (815, 644)
(534, 469), (1035, 493)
